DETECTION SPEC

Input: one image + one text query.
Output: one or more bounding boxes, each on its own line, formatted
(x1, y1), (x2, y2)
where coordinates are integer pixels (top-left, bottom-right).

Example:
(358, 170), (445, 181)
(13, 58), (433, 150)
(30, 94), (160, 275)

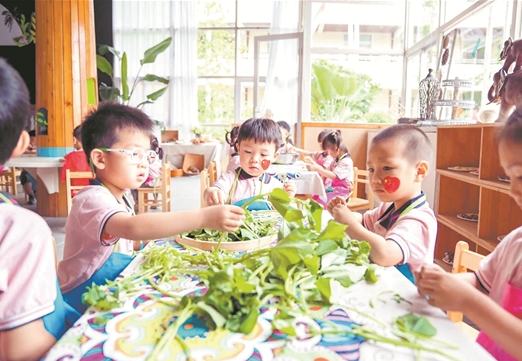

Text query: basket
(182, 153), (205, 175)
(175, 234), (276, 252)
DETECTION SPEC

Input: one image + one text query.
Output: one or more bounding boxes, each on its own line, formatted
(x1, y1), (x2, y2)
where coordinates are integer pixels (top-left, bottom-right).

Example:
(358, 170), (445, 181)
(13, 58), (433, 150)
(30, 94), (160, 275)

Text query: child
(416, 109), (522, 360)
(204, 118), (296, 210)
(21, 129), (37, 204)
(136, 136), (164, 210)
(327, 125), (435, 283)
(307, 130), (354, 208)
(289, 128), (333, 169)
(0, 57), (78, 360)
(277, 120), (293, 153)
(225, 125), (240, 172)
(60, 124), (91, 196)
(58, 102), (245, 313)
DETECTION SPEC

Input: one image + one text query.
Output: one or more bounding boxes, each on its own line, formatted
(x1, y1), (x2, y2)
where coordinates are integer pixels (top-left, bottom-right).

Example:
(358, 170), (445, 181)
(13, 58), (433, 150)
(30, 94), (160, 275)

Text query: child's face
(95, 128), (151, 194)
(324, 142), (342, 158)
(280, 127), (289, 142)
(237, 138), (278, 178)
(500, 140), (522, 209)
(73, 137), (82, 150)
(367, 138), (424, 204)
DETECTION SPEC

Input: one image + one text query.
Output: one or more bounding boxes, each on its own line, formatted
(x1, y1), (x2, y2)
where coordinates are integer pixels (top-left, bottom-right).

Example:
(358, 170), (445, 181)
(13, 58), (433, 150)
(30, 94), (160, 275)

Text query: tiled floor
(13, 174), (202, 261)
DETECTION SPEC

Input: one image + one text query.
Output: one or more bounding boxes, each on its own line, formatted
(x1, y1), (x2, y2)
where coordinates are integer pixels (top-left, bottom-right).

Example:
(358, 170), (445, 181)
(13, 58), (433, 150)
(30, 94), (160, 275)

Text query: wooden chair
(0, 167), (22, 195)
(136, 161), (172, 214)
(65, 169), (95, 214)
(447, 241), (485, 339)
(51, 236), (58, 271)
(200, 168), (209, 208)
(208, 161), (218, 186)
(347, 167), (374, 211)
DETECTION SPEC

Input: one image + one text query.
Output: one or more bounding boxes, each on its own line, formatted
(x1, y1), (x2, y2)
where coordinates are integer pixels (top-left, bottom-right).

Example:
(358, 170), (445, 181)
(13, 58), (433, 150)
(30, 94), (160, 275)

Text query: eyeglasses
(99, 148), (157, 165)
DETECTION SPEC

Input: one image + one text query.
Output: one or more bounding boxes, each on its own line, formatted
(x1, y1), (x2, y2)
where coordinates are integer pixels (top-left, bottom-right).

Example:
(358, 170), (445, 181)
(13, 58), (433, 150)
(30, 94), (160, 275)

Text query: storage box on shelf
(435, 124), (519, 271)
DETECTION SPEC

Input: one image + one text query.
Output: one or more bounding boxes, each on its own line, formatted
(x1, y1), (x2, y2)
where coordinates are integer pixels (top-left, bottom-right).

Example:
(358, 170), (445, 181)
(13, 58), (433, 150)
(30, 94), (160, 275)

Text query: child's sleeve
(0, 208), (56, 331)
(60, 154), (71, 183)
(333, 157), (354, 183)
(212, 171), (235, 193)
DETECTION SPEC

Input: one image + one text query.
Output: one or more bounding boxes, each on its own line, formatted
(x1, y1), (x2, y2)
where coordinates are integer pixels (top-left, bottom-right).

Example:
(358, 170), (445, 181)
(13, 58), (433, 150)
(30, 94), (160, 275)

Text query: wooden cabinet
(434, 124), (522, 271)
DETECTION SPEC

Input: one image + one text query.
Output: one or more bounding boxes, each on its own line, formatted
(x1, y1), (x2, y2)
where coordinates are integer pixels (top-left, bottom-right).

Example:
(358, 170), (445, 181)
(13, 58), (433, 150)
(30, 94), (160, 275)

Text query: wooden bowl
(175, 234), (276, 252)
(171, 169), (184, 177)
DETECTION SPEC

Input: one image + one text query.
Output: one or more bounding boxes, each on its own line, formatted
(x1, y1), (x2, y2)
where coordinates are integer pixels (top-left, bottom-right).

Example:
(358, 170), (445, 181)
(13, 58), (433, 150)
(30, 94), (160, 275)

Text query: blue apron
(377, 192), (427, 284)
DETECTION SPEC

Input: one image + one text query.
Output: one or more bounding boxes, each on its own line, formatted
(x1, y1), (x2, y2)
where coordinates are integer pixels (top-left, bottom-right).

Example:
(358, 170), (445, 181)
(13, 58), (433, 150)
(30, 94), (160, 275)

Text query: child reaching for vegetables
(289, 128), (333, 169)
(305, 130), (354, 208)
(416, 108), (522, 360)
(327, 125), (436, 284)
(58, 102), (245, 313)
(204, 117), (297, 210)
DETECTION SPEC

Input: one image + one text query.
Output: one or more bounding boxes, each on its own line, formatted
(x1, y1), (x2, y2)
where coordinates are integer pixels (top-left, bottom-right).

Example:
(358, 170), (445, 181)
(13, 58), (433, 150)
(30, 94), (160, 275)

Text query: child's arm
(328, 200), (403, 266)
(104, 205), (245, 241)
(306, 160), (337, 179)
(283, 179), (296, 197)
(416, 264), (522, 359)
(0, 320), (56, 361)
(288, 144), (312, 156)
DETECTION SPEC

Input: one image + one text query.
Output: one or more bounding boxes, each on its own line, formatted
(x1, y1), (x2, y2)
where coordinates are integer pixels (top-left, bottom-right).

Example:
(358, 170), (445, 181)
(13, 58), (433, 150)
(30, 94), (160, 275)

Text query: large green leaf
(121, 52), (129, 101)
(141, 37), (172, 65)
(96, 55), (113, 77)
(146, 86), (168, 101)
(312, 62), (335, 101)
(142, 74), (169, 84)
(332, 73), (358, 97)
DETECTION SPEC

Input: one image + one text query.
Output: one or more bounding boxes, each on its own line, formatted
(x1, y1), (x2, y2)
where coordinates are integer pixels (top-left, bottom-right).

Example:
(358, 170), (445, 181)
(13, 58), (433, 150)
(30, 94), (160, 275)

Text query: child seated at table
(277, 120), (293, 153)
(58, 102), (245, 313)
(306, 130), (353, 208)
(60, 124), (91, 196)
(0, 57), (78, 361)
(289, 128), (333, 169)
(131, 136), (164, 210)
(225, 125), (240, 172)
(327, 125), (436, 284)
(416, 108), (522, 360)
(204, 117), (296, 210)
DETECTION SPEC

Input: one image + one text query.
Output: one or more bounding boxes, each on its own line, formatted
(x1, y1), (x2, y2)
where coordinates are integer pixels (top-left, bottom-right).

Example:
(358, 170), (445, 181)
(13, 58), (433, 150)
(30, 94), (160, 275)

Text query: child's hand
(287, 144), (296, 153)
(205, 188), (226, 206)
(202, 205), (245, 232)
(415, 264), (475, 311)
(327, 196), (345, 214)
(283, 179), (296, 197)
(303, 155), (313, 163)
(305, 160), (320, 172)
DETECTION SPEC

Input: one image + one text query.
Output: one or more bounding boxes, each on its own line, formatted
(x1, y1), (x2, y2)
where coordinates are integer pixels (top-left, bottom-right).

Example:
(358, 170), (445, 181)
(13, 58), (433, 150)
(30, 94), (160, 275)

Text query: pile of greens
(180, 210), (279, 242)
(83, 189), (460, 361)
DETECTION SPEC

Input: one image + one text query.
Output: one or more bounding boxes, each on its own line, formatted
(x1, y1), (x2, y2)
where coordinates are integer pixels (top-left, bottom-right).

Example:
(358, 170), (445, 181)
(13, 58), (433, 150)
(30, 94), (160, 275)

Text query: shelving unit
(434, 124), (522, 271)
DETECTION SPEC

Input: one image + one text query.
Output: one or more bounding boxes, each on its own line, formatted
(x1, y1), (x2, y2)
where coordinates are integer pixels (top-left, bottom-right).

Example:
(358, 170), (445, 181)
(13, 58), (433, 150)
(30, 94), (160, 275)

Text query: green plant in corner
(96, 37), (172, 109)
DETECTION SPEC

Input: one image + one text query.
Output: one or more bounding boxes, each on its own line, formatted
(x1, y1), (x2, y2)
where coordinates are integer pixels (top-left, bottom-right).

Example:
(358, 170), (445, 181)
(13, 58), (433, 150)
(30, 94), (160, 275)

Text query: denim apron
(376, 192), (427, 284)
(228, 168), (272, 211)
(62, 184), (134, 314)
(0, 192), (80, 338)
(476, 250), (522, 360)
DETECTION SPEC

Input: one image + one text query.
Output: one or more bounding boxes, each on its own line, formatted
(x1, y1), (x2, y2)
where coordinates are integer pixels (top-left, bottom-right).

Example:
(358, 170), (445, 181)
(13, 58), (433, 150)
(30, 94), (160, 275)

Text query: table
(5, 155), (63, 194)
(268, 161), (326, 198)
(161, 142), (228, 174)
(45, 245), (493, 361)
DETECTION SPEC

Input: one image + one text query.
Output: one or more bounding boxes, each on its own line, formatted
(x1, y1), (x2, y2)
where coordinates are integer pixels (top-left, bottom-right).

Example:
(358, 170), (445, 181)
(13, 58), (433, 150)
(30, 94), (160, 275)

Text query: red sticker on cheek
(383, 176), (400, 193)
(261, 159), (271, 170)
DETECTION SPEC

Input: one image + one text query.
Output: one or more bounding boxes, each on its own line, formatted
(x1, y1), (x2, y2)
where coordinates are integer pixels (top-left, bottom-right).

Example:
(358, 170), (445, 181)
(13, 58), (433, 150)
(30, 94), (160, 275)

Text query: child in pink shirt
(225, 125), (241, 172)
(328, 125), (436, 283)
(0, 58), (78, 361)
(289, 128), (333, 169)
(60, 124), (91, 196)
(416, 108), (522, 360)
(58, 102), (245, 313)
(204, 118), (296, 210)
(306, 130), (354, 209)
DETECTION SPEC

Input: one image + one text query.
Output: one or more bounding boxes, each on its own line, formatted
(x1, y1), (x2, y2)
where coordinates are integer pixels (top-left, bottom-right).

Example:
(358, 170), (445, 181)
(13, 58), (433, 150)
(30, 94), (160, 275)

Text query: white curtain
(112, 1), (197, 139)
(260, 1), (300, 129)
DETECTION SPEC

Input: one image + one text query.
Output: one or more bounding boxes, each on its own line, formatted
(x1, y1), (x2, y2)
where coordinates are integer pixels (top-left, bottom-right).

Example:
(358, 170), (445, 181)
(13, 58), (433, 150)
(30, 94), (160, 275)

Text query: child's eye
(244, 150), (252, 154)
(368, 168), (374, 172)
(261, 154), (268, 157)
(383, 166), (392, 171)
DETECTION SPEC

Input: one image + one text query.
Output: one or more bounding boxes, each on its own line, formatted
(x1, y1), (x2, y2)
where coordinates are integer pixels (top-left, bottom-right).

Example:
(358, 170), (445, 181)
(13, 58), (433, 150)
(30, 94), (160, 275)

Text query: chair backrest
(51, 236), (58, 271)
(448, 241), (485, 322)
(208, 161), (218, 186)
(347, 167), (374, 211)
(200, 168), (209, 208)
(66, 169), (95, 214)
(0, 167), (22, 195)
(136, 161), (172, 214)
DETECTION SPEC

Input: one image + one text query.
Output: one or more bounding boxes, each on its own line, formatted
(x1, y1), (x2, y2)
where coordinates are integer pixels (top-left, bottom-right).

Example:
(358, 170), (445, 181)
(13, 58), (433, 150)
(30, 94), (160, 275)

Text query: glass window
(237, 0), (273, 26)
(197, 30), (236, 76)
(311, 2), (405, 51)
(441, 0), (479, 24)
(236, 29), (270, 76)
(197, 78), (235, 124)
(197, 0), (235, 28)
(407, 0), (440, 47)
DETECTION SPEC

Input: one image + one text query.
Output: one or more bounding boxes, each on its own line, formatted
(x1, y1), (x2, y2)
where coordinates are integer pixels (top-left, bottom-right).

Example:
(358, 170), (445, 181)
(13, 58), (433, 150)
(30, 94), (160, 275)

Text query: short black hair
(73, 125), (82, 142)
(318, 128), (333, 143)
(237, 118), (281, 151)
(372, 124), (433, 164)
(322, 130), (349, 154)
(277, 120), (291, 132)
(0, 58), (31, 165)
(499, 105), (522, 146)
(28, 130), (36, 137)
(225, 125), (240, 147)
(81, 102), (154, 166)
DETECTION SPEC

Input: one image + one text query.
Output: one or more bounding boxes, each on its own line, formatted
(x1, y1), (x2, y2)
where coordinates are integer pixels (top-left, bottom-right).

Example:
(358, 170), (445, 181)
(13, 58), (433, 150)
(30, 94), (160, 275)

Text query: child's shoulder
(0, 205), (51, 245)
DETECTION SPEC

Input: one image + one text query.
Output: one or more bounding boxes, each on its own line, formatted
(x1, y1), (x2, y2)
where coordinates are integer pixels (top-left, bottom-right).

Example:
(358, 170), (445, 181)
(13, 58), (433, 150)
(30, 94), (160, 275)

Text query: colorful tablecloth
(44, 238), (493, 361)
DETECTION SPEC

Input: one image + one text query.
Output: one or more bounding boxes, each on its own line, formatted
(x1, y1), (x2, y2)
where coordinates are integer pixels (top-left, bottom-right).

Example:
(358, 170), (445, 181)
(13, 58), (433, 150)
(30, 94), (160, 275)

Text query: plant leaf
(141, 37), (172, 65)
(96, 54), (113, 76)
(121, 52), (129, 101)
(142, 74), (169, 84)
(146, 86), (169, 101)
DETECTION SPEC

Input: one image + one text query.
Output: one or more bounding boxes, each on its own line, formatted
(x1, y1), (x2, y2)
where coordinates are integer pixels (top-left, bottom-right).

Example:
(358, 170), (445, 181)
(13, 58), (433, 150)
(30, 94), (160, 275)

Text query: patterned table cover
(44, 240), (494, 361)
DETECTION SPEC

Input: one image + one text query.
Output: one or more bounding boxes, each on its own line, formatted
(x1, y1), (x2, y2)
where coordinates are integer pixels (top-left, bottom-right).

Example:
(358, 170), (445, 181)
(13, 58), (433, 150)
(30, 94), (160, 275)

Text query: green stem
(370, 289), (393, 308)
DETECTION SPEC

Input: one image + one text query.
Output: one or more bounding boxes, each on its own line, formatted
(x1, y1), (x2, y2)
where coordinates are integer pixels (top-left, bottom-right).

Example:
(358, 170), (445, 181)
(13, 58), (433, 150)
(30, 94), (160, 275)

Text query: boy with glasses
(58, 102), (245, 313)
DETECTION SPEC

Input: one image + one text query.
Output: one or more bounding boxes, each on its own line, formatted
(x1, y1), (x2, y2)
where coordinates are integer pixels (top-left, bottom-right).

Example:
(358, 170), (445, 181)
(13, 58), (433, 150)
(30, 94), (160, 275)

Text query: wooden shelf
(434, 258), (452, 272)
(435, 124), (512, 270)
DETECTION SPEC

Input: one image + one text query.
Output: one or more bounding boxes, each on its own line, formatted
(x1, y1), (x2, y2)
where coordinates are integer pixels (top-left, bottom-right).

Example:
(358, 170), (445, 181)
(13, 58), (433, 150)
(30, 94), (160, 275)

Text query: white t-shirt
(58, 186), (133, 293)
(0, 204), (56, 330)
